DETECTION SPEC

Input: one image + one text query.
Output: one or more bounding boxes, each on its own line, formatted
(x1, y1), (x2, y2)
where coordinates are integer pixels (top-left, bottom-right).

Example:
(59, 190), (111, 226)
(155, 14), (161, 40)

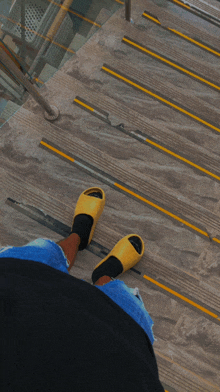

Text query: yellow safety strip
(114, 182), (220, 245)
(143, 12), (220, 57)
(143, 275), (220, 320)
(145, 139), (220, 181)
(143, 12), (161, 24)
(168, 28), (220, 57)
(74, 98), (220, 182)
(74, 98), (94, 112)
(122, 37), (220, 91)
(101, 65), (220, 133)
(40, 140), (75, 161)
(114, 182), (208, 236)
(172, 0), (191, 9)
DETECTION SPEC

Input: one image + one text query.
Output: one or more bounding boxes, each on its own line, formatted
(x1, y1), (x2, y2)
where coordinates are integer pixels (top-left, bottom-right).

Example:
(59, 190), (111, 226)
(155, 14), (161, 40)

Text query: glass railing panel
(0, 0), (124, 128)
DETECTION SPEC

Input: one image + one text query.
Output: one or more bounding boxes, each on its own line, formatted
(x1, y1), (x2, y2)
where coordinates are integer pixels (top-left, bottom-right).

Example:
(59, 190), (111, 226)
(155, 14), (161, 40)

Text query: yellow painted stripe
(212, 236), (220, 244)
(122, 37), (220, 91)
(146, 138), (220, 181)
(114, 182), (209, 236)
(102, 65), (220, 133)
(40, 141), (75, 162)
(74, 97), (220, 183)
(74, 98), (94, 112)
(143, 13), (161, 24)
(173, 0), (191, 9)
(143, 275), (220, 320)
(143, 12), (220, 57)
(40, 140), (220, 246)
(168, 28), (220, 57)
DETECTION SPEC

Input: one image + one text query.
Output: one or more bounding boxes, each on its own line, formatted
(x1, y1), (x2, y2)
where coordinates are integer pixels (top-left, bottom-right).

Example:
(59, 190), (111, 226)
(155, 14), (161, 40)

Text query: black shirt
(1, 258), (165, 391)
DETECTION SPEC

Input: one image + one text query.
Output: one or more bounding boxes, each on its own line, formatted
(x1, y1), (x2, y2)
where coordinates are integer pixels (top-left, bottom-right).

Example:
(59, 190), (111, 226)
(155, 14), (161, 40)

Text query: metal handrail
(0, 38), (33, 82)
(0, 46), (59, 121)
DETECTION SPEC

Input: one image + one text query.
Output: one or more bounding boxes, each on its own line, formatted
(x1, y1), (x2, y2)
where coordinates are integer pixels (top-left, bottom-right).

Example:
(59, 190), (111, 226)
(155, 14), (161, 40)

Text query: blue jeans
(0, 238), (156, 345)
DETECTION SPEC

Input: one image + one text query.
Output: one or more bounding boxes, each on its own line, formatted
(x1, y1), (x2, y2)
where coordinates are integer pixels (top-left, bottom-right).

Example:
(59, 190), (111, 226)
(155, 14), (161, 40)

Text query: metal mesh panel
(1, 0), (59, 50)
(14, 2), (45, 43)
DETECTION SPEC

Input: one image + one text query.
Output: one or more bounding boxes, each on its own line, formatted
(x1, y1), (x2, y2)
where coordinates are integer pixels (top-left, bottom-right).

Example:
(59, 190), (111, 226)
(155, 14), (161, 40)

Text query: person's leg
(57, 234), (111, 282)
(57, 233), (81, 272)
(95, 275), (112, 286)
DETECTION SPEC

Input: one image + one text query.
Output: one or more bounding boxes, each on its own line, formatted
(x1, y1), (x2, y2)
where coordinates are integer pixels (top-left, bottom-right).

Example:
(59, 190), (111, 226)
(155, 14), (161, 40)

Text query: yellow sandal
(93, 234), (145, 276)
(72, 187), (105, 246)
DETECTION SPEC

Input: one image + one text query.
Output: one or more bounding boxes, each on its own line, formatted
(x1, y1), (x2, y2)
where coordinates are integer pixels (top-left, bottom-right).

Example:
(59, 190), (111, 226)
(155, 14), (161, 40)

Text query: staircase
(1, 0), (220, 390)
